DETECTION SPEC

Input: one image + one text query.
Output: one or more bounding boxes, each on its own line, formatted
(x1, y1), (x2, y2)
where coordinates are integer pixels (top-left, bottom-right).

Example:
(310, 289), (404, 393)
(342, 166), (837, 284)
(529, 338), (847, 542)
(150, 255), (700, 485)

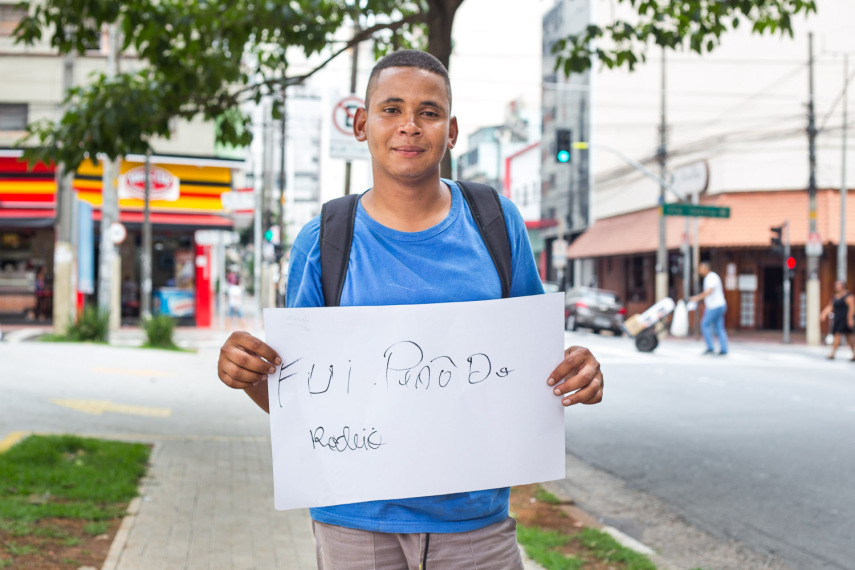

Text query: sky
(447, 0), (554, 153)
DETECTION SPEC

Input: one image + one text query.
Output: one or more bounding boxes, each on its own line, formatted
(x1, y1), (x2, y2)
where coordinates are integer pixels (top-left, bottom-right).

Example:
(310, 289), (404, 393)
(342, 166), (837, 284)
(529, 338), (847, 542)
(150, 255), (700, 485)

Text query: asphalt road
(559, 330), (854, 570)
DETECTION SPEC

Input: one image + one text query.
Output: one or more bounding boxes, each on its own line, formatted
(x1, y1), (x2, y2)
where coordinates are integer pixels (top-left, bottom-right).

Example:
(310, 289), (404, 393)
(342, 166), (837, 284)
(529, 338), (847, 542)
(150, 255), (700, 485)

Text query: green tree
(552, 0), (817, 76)
(13, 0), (463, 174)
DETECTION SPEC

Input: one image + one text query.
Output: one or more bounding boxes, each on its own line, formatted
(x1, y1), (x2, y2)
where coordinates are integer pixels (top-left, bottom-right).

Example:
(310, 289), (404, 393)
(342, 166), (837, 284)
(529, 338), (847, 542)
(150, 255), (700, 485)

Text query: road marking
(92, 367), (178, 378)
(0, 431), (28, 453)
(51, 399), (172, 417)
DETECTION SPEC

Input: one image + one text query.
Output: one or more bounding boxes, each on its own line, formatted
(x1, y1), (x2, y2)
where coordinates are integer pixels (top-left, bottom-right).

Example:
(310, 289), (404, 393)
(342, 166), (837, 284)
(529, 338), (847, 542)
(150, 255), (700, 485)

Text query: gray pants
(312, 517), (524, 569)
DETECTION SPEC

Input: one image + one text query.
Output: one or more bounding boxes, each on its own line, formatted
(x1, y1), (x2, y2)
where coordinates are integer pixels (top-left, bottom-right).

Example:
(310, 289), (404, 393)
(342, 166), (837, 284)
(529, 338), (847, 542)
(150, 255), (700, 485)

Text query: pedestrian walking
(820, 279), (855, 360)
(226, 272), (245, 329)
(689, 260), (729, 355)
(217, 49), (604, 569)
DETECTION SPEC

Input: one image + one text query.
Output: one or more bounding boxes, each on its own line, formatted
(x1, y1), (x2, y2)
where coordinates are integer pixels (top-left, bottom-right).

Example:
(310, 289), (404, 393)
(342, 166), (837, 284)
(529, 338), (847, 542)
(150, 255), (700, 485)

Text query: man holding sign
(217, 50), (604, 569)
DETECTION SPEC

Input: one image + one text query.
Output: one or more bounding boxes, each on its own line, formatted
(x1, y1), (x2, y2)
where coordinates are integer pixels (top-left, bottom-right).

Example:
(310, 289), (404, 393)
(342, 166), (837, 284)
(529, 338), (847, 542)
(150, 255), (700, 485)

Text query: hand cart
(621, 297), (676, 352)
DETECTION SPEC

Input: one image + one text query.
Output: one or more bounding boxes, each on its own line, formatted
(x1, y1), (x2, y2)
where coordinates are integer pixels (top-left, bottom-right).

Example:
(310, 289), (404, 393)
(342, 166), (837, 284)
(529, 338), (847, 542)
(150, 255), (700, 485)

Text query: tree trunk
(426, 0), (464, 179)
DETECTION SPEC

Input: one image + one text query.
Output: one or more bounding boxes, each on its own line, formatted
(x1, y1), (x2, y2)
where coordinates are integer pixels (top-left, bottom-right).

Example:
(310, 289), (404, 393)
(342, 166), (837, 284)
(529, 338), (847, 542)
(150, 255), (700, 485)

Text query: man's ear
(353, 107), (368, 141)
(447, 116), (459, 149)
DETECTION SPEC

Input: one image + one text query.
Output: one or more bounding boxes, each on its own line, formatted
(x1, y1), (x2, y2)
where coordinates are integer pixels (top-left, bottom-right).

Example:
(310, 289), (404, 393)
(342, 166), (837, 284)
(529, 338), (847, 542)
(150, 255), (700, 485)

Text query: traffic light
(786, 256), (796, 280)
(770, 225), (784, 255)
(555, 129), (572, 163)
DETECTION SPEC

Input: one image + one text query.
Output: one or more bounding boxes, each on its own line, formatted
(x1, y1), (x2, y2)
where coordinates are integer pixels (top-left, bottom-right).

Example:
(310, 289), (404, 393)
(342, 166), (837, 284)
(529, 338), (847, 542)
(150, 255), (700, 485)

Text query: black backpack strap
(456, 180), (513, 298)
(319, 193), (360, 307)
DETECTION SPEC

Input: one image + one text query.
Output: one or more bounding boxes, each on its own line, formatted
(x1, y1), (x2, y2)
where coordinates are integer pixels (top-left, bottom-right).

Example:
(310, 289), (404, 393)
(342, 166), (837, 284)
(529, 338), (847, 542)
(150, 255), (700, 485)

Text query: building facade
(549, 0), (855, 338)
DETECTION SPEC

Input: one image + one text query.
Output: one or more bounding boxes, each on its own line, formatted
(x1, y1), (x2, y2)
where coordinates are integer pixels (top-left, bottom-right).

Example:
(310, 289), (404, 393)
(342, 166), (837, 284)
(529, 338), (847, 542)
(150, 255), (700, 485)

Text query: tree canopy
(552, 0), (817, 75)
(14, 0), (815, 171)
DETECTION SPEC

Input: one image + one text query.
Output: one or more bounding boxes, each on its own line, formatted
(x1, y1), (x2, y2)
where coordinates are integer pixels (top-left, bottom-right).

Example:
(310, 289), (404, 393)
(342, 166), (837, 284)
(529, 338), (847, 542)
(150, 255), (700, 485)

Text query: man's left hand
(547, 346), (604, 407)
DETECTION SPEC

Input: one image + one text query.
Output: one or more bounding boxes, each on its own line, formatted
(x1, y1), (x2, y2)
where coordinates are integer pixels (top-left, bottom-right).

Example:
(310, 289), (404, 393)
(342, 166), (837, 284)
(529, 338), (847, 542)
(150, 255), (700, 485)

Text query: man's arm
(217, 331), (281, 414)
(547, 346), (604, 407)
(689, 288), (712, 303)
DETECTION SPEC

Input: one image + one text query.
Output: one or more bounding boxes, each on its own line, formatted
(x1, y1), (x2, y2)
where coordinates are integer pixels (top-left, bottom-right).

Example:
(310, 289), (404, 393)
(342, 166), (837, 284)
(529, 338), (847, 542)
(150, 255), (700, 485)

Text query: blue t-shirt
(286, 180), (544, 533)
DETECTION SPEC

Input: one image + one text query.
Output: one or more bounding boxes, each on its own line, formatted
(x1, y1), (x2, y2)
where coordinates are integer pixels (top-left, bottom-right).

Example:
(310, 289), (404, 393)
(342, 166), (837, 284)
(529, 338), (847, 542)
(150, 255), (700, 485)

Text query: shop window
(0, 4), (26, 37)
(0, 104), (27, 132)
(739, 291), (755, 327)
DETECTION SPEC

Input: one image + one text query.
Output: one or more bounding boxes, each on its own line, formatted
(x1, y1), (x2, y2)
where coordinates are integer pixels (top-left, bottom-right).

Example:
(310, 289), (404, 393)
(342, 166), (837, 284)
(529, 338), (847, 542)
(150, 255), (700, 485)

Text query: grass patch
(534, 487), (562, 505)
(576, 527), (658, 570)
(83, 521), (108, 536)
(517, 525), (583, 570)
(0, 434), (149, 567)
(0, 435), (149, 523)
(514, 483), (659, 570)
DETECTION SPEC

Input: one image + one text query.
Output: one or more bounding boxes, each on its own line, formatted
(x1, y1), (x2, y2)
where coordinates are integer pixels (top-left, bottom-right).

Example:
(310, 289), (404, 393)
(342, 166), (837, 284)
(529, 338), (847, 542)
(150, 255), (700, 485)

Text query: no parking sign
(330, 94), (370, 161)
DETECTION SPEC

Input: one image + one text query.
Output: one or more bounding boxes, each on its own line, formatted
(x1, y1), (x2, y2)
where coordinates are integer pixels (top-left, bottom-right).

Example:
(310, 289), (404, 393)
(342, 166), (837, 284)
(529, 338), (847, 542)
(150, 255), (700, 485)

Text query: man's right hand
(217, 331), (281, 391)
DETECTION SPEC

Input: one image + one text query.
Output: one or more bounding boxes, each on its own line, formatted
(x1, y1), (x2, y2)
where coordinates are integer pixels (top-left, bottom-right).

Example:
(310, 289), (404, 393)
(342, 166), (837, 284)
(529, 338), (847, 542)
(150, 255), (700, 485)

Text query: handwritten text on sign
(263, 293), (565, 510)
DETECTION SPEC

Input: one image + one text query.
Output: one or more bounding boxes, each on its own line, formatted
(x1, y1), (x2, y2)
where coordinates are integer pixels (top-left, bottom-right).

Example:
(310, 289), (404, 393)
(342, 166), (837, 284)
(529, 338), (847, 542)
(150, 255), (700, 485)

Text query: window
(739, 291), (755, 327)
(0, 4), (26, 37)
(0, 104), (28, 131)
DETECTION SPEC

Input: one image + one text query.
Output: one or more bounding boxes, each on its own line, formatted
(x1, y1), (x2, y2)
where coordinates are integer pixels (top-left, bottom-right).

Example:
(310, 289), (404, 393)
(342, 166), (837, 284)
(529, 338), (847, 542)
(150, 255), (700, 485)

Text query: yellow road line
(92, 367), (178, 378)
(51, 399), (172, 417)
(0, 431), (29, 453)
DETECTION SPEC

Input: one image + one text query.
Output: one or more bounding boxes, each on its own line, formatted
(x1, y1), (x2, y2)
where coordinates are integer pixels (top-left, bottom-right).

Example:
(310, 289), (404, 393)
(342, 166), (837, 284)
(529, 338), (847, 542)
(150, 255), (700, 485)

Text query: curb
(541, 480), (661, 560)
(100, 440), (159, 570)
(100, 496), (141, 570)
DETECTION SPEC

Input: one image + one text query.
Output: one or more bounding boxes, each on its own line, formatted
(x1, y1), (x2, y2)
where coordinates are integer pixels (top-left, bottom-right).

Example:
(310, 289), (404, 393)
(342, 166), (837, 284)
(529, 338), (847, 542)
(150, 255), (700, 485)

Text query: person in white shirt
(226, 272), (245, 329)
(689, 261), (729, 355)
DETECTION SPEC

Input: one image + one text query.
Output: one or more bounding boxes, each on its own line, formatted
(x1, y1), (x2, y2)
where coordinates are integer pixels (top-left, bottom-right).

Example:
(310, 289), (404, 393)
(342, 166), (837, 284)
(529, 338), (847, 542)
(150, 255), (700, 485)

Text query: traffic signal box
(770, 225), (784, 255)
(556, 129), (572, 163)
(770, 224), (796, 281)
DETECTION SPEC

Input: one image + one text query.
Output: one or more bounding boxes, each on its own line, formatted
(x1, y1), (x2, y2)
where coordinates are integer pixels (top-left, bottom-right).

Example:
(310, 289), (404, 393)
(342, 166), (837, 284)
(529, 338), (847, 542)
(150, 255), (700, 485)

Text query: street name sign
(662, 203), (730, 218)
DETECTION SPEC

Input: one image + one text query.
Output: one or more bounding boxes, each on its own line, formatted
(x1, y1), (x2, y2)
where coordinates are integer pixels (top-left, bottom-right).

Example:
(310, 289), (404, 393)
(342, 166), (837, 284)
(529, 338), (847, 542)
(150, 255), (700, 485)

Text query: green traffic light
(557, 150), (570, 163)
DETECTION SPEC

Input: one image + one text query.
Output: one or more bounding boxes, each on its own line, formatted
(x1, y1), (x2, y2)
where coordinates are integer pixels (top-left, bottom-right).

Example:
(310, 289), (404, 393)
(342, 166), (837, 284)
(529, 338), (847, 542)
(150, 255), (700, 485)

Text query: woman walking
(820, 280), (855, 360)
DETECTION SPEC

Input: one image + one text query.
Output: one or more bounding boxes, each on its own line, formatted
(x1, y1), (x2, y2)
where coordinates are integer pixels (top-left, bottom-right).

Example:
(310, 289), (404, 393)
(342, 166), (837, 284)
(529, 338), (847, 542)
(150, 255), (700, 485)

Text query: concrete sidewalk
(102, 438), (317, 570)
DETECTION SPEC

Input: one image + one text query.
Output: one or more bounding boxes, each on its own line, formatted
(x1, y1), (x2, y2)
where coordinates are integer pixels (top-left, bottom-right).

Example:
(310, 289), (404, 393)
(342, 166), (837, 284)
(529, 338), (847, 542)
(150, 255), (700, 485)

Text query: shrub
(65, 307), (109, 343)
(143, 314), (177, 348)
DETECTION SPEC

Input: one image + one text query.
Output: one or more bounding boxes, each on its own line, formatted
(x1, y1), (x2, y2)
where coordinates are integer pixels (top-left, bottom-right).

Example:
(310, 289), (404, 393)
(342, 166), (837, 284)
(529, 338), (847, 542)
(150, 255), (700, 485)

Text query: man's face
(354, 67), (458, 185)
(699, 264), (709, 277)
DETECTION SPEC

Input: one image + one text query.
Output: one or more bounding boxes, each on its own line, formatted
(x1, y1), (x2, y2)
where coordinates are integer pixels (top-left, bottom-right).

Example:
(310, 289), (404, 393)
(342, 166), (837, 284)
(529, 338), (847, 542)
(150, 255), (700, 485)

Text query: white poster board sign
(264, 293), (566, 511)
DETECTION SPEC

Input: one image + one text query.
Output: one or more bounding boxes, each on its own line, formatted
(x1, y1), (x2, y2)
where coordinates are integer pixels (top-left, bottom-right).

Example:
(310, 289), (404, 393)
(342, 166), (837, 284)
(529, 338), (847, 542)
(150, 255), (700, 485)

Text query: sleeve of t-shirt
(285, 216), (325, 309)
(499, 195), (545, 298)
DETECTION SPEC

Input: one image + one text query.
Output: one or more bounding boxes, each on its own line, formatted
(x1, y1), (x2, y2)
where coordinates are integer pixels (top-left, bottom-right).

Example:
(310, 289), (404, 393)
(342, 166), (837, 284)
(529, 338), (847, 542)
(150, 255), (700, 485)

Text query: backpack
(319, 180), (512, 307)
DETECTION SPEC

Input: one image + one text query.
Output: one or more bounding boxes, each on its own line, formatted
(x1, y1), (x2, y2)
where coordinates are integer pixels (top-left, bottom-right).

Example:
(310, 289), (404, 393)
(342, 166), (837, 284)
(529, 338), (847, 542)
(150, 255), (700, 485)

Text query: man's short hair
(365, 49), (452, 110)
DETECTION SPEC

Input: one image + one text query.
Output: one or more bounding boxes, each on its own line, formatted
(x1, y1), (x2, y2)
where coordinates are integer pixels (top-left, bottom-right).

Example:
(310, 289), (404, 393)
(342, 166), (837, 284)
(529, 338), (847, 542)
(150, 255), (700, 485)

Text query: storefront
(565, 189), (855, 333)
(0, 150), (243, 326)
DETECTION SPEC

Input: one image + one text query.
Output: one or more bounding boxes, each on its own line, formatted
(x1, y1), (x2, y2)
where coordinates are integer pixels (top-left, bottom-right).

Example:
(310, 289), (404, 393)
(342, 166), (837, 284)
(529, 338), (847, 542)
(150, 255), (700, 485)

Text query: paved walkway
(103, 438), (317, 570)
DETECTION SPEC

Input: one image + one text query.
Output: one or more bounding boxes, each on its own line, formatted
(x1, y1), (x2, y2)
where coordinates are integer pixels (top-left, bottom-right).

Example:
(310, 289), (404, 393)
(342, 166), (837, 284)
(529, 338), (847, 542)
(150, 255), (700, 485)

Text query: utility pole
(655, 47), (669, 302)
(52, 44), (76, 334)
(839, 54), (849, 283)
(806, 33), (821, 346)
(344, 20), (361, 196)
(141, 150), (152, 319)
(97, 23), (121, 334)
(277, 86), (287, 307)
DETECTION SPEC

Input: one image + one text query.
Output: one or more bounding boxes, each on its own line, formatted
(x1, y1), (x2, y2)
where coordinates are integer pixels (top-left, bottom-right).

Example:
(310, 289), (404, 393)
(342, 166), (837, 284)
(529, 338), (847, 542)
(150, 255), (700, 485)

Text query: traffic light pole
(783, 221), (791, 344)
(805, 33), (821, 346)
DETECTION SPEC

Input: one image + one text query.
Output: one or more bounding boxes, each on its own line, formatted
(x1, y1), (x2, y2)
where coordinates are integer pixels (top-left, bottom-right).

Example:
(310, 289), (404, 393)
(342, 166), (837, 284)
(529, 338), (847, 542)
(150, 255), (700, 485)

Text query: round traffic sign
(332, 95), (364, 136)
(109, 222), (127, 244)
